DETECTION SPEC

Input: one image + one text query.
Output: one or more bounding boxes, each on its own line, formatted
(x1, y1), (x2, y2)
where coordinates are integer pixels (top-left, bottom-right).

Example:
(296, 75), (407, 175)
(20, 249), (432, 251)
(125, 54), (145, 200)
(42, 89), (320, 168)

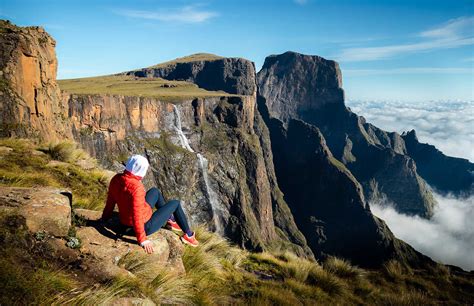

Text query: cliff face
(258, 96), (428, 267)
(402, 130), (473, 196)
(258, 51), (436, 218)
(124, 56), (256, 96)
(0, 22), (311, 257)
(0, 20), (70, 140)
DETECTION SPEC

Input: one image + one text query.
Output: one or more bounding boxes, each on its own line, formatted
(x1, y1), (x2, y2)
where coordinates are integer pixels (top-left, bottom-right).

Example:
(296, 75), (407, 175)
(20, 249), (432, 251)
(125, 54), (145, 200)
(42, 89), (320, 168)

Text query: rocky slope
(0, 21), (311, 257)
(258, 51), (436, 217)
(402, 130), (473, 196)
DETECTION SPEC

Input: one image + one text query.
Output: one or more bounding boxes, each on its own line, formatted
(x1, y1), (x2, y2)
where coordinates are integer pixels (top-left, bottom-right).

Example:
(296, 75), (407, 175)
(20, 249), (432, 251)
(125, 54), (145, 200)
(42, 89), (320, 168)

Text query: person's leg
(153, 189), (167, 208)
(170, 200), (191, 235)
(145, 200), (192, 236)
(152, 189), (176, 222)
(145, 200), (179, 236)
(145, 187), (159, 209)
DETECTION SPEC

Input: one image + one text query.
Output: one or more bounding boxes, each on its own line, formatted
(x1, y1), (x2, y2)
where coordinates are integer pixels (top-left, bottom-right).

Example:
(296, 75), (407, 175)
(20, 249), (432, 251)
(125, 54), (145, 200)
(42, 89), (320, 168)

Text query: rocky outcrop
(0, 20), (70, 140)
(0, 186), (185, 281)
(123, 56), (256, 95)
(74, 209), (185, 276)
(402, 130), (474, 196)
(258, 51), (436, 217)
(258, 98), (429, 267)
(0, 186), (71, 237)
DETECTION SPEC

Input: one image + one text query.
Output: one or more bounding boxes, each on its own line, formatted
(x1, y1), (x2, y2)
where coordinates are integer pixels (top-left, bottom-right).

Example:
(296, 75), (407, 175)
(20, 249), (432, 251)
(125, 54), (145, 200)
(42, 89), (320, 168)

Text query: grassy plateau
(58, 75), (235, 102)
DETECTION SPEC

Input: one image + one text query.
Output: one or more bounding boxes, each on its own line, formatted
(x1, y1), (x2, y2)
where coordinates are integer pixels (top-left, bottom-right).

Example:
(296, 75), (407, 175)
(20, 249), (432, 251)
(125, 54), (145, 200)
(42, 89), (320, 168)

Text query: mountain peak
(258, 51), (344, 123)
(149, 53), (224, 68)
(402, 129), (419, 142)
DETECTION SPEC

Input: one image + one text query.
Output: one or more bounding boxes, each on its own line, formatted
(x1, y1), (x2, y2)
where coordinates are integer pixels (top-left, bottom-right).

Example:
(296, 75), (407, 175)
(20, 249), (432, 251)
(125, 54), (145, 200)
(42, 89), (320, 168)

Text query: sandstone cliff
(0, 20), (70, 140)
(258, 51), (436, 217)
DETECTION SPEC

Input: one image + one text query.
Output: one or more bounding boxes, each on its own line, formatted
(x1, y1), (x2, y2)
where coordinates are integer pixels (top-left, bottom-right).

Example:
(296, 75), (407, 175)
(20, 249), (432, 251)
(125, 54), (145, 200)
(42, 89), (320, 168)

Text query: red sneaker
(166, 219), (183, 234)
(180, 232), (199, 247)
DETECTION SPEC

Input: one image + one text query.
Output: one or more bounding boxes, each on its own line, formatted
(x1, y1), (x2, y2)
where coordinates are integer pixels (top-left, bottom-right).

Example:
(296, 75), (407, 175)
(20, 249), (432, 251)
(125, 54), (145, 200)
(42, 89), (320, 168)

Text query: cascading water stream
(172, 105), (224, 234)
(172, 105), (194, 152)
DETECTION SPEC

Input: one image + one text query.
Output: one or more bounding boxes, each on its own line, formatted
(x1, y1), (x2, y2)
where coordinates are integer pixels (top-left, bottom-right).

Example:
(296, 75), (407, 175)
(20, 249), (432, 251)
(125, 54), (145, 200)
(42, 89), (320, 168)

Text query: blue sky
(2, 0), (473, 101)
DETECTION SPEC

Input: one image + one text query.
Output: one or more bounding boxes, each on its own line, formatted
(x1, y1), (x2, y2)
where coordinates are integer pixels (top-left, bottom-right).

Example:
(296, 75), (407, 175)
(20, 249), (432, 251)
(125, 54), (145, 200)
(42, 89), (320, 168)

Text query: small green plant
(34, 230), (47, 241)
(66, 237), (81, 249)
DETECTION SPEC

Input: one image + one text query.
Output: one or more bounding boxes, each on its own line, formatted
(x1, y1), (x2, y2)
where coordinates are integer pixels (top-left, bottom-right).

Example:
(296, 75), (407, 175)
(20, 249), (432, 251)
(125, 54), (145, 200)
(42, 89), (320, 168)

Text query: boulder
(74, 209), (186, 276)
(0, 186), (71, 236)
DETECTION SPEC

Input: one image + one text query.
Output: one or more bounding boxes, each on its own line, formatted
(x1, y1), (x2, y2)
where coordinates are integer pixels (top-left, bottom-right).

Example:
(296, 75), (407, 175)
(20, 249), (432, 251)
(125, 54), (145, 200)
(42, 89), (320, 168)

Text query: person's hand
(141, 240), (154, 254)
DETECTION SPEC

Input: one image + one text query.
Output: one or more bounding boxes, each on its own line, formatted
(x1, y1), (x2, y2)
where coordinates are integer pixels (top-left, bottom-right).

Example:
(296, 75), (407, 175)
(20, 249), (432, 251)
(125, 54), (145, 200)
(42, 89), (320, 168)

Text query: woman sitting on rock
(101, 155), (198, 253)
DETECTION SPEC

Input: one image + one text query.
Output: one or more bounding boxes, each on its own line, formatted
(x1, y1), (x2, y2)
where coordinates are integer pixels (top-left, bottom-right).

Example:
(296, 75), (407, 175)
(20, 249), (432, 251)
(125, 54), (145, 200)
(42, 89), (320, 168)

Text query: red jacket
(101, 171), (152, 244)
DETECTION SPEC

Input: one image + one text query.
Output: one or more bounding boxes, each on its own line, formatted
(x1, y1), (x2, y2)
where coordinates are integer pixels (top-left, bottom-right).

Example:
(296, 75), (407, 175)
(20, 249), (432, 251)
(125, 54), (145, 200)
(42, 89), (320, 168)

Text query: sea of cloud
(371, 193), (474, 271)
(346, 99), (474, 270)
(346, 100), (474, 162)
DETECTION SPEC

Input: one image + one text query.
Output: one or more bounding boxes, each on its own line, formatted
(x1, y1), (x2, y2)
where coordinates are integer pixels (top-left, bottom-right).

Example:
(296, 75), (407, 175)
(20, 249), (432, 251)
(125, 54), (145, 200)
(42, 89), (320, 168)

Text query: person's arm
(101, 180), (116, 221)
(131, 186), (153, 253)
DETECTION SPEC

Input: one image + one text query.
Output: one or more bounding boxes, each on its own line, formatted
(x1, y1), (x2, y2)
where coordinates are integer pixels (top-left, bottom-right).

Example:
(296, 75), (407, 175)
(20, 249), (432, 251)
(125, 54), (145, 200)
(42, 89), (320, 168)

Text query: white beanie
(125, 155), (149, 178)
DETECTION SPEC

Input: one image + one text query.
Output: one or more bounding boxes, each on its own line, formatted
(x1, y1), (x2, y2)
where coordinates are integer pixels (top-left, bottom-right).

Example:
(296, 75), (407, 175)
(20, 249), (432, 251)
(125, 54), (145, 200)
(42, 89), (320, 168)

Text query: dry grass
(0, 212), (76, 306)
(40, 141), (87, 163)
(323, 257), (363, 280)
(58, 75), (236, 102)
(0, 138), (109, 210)
(307, 265), (348, 297)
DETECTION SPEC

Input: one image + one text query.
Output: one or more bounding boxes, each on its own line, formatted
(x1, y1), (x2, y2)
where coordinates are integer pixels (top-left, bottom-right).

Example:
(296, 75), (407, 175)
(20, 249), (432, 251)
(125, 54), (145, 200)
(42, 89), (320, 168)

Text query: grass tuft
(41, 141), (87, 163)
(323, 257), (363, 280)
(307, 265), (348, 297)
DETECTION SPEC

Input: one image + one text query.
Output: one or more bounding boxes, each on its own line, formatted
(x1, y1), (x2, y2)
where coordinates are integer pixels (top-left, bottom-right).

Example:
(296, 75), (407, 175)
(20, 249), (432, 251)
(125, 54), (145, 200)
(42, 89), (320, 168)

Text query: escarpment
(0, 22), (311, 257)
(0, 20), (70, 140)
(257, 96), (429, 267)
(258, 51), (436, 218)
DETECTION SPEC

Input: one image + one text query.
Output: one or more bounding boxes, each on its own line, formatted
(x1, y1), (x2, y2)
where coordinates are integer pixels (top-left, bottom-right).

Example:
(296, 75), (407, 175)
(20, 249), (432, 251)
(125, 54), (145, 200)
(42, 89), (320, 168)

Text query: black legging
(144, 187), (191, 236)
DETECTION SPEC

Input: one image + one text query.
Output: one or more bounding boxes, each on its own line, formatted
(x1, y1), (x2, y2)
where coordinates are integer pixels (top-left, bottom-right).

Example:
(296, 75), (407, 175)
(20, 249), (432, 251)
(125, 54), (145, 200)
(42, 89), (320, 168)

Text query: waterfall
(197, 153), (223, 234)
(171, 105), (224, 234)
(172, 105), (194, 152)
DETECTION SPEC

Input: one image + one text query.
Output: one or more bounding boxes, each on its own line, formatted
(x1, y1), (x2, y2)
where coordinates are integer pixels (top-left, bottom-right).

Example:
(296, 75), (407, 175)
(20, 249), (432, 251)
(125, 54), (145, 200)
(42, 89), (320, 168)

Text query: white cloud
(346, 100), (474, 162)
(115, 5), (218, 24)
(344, 67), (473, 76)
(338, 16), (474, 61)
(371, 193), (474, 271)
(420, 16), (474, 39)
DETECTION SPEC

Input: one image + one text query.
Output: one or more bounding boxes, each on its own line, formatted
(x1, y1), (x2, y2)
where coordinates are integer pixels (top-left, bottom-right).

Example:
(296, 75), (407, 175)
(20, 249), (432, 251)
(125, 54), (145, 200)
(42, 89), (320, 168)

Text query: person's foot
(166, 219), (183, 234)
(180, 232), (199, 247)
